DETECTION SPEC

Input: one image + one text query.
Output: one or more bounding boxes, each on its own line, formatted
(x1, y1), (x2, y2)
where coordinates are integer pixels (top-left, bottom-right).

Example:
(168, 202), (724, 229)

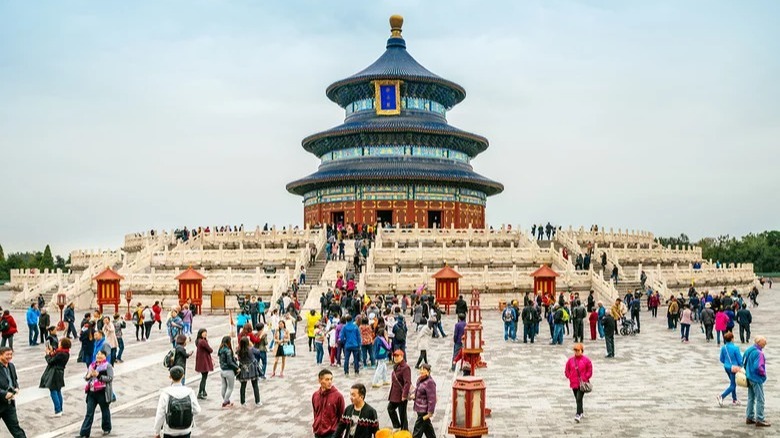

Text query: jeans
(720, 369), (737, 401)
(0, 404), (26, 438)
(117, 338), (124, 361)
(680, 323), (690, 341)
(372, 359), (389, 386)
(434, 322), (446, 338)
(183, 322), (192, 335)
(717, 330), (725, 345)
(451, 343), (462, 370)
(80, 391), (111, 436)
(523, 323), (535, 343)
(597, 320), (604, 338)
(503, 321), (516, 340)
(315, 342), (324, 364)
(387, 400), (409, 430)
(221, 370), (236, 404)
(361, 344), (375, 367)
(256, 351), (267, 376)
(343, 347), (360, 374)
(739, 324), (751, 343)
(50, 389), (63, 413)
(552, 323), (564, 344)
(67, 321), (78, 339)
(412, 412), (435, 438)
(605, 335), (615, 357)
(631, 312), (640, 331)
(747, 380), (765, 421)
(110, 347), (117, 365)
(572, 388), (585, 415)
(144, 322), (153, 339)
(28, 324), (39, 346)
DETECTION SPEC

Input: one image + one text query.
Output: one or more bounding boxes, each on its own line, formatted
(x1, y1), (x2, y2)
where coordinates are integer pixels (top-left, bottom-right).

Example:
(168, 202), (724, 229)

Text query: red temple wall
(304, 201), (484, 228)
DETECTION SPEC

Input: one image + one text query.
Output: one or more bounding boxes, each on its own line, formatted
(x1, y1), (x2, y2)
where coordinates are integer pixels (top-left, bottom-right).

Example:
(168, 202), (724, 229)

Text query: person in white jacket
(154, 366), (201, 438)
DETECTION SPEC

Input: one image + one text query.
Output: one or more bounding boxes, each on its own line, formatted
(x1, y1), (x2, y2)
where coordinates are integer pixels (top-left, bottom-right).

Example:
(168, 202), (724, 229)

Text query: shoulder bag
(575, 360), (592, 393)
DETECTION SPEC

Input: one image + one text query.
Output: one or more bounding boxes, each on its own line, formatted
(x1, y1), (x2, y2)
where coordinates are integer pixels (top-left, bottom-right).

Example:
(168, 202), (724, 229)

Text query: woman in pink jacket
(715, 309), (729, 346)
(564, 343), (593, 423)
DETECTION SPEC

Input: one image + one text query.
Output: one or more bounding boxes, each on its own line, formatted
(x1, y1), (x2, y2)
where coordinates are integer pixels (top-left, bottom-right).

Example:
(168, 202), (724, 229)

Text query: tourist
(78, 349), (114, 437)
(744, 336), (769, 427)
(77, 320), (94, 369)
(271, 320), (290, 377)
(62, 303), (76, 339)
(248, 296), (260, 327)
(40, 338), (70, 416)
(360, 316), (375, 368)
(332, 383), (380, 438)
(564, 343), (593, 423)
(629, 296), (641, 332)
(340, 315), (361, 376)
(596, 302), (605, 339)
(253, 323), (269, 378)
(45, 325), (58, 350)
(258, 298), (267, 324)
(521, 301), (537, 343)
(736, 304), (752, 344)
(314, 322), (325, 365)
(327, 318), (338, 366)
(432, 303), (446, 338)
(588, 308), (598, 341)
(572, 300), (586, 343)
(648, 292), (660, 318)
(312, 369), (345, 438)
(236, 337), (262, 406)
(451, 313), (466, 371)
(284, 311), (298, 357)
(666, 296), (679, 330)
(38, 308), (50, 345)
(388, 349), (412, 431)
(91, 330), (112, 365)
(603, 313), (616, 358)
(171, 335), (192, 384)
(26, 303), (41, 346)
(502, 303), (517, 342)
(218, 336), (239, 408)
(679, 305), (693, 343)
(268, 309), (280, 350)
(181, 304), (193, 337)
(300, 265), (307, 284)
(372, 328), (392, 388)
(112, 314), (125, 363)
(143, 305), (155, 340)
(306, 309), (321, 352)
(411, 363), (438, 437)
(0, 347), (25, 437)
(717, 332), (743, 407)
(415, 319), (433, 369)
(715, 308), (729, 345)
(132, 302), (144, 341)
(153, 365), (201, 438)
(701, 303), (715, 343)
(102, 316), (118, 365)
(194, 329), (213, 400)
(392, 314), (408, 357)
(153, 301), (163, 330)
(167, 311), (184, 347)
(550, 305), (564, 345)
(455, 295), (468, 316)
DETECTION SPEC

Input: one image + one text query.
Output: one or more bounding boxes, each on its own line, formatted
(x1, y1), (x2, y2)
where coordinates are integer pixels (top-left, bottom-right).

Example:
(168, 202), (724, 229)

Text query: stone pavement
(0, 286), (777, 437)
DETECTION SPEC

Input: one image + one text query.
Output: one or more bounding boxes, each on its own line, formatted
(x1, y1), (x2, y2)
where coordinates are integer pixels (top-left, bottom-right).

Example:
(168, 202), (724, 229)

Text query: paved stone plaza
(1, 287), (777, 437)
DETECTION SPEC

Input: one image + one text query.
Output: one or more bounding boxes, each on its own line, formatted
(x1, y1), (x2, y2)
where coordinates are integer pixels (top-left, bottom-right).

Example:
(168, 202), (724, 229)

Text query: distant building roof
(175, 267), (206, 281)
(433, 265), (463, 279)
(529, 265), (559, 278)
(93, 267), (124, 281)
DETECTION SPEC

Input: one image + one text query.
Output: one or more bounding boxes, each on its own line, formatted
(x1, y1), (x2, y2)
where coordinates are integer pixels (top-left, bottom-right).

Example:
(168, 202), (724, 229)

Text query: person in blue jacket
(26, 303), (41, 346)
(339, 314), (361, 376)
(744, 336), (769, 427)
(717, 332), (743, 407)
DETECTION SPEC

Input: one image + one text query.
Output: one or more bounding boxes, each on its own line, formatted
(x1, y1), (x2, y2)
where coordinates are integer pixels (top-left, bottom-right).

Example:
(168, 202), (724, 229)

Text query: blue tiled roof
(286, 157), (504, 196)
(303, 116), (489, 157)
(326, 37), (466, 108)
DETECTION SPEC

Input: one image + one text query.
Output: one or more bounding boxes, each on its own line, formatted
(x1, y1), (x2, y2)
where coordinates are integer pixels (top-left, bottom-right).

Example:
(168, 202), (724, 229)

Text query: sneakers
(716, 395), (724, 407)
(746, 418), (756, 424)
(733, 399), (741, 406)
(52, 412), (63, 417)
(574, 414), (581, 423)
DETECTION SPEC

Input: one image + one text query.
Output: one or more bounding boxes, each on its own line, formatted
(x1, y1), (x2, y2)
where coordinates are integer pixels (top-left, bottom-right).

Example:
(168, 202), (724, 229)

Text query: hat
(393, 349), (404, 357)
(419, 363), (432, 372)
(705, 302), (711, 308)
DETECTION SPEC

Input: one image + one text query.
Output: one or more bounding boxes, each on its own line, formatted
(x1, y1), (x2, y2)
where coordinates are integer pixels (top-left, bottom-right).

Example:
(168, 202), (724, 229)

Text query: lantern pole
(124, 290), (133, 321)
(56, 293), (66, 331)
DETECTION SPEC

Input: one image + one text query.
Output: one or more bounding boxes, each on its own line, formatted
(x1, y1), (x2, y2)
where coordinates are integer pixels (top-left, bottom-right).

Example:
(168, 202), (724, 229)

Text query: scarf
(87, 360), (109, 392)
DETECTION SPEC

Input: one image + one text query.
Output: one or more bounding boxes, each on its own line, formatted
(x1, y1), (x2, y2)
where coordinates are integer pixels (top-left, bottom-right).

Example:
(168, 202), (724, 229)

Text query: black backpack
(0, 319), (8, 332)
(163, 349), (176, 368)
(166, 394), (193, 429)
(394, 322), (407, 342)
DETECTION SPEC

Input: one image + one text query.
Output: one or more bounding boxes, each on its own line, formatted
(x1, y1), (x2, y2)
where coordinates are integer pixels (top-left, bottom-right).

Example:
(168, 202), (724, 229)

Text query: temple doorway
(428, 210), (441, 229)
(331, 211), (345, 226)
(377, 210), (393, 226)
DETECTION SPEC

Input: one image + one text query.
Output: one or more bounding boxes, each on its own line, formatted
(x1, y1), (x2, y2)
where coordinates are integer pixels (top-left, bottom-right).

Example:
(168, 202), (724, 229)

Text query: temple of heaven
(287, 15), (503, 229)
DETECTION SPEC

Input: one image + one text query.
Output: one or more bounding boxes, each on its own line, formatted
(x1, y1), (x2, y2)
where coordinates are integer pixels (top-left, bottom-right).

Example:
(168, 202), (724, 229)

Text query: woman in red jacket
(564, 343), (593, 423)
(152, 301), (162, 330)
(194, 328), (213, 400)
(0, 310), (18, 350)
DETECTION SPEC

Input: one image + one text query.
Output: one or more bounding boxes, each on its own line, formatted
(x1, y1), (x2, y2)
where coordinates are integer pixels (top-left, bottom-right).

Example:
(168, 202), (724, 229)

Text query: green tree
(54, 255), (68, 272)
(0, 243), (5, 262)
(40, 244), (55, 271)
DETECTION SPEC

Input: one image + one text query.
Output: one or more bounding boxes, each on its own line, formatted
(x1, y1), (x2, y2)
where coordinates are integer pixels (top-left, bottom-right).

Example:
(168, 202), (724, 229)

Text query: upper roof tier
(326, 15), (466, 109)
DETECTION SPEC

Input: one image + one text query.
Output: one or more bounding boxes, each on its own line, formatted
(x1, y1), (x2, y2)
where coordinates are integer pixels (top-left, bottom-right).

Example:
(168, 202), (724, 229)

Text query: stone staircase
(292, 250), (327, 307)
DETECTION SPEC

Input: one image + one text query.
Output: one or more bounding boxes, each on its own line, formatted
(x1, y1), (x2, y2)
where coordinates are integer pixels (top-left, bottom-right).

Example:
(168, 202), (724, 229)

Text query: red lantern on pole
(448, 376), (489, 438)
(124, 290), (133, 321)
(56, 293), (66, 331)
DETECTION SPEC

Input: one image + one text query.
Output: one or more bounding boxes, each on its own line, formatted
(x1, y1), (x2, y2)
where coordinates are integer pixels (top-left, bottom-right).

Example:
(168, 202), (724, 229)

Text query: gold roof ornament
(390, 14), (404, 38)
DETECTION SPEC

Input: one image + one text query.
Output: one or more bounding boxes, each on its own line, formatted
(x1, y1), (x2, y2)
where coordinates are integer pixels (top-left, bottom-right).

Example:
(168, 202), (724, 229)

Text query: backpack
(163, 348), (176, 368)
(561, 308), (570, 322)
(394, 322), (407, 342)
(0, 319), (8, 332)
(502, 308), (514, 322)
(166, 393), (193, 429)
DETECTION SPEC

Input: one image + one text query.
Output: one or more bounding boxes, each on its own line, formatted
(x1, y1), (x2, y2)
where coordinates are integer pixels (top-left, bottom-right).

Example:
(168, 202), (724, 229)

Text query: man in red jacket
(312, 369), (344, 438)
(0, 311), (17, 351)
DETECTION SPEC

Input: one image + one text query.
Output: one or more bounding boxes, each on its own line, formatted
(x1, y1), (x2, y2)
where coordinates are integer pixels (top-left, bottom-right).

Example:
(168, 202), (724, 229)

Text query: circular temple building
(287, 15), (503, 229)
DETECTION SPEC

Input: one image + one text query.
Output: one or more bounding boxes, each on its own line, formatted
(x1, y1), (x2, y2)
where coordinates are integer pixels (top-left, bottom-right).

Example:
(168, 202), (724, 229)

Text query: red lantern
(448, 376), (489, 438)
(56, 293), (67, 331)
(124, 290), (133, 321)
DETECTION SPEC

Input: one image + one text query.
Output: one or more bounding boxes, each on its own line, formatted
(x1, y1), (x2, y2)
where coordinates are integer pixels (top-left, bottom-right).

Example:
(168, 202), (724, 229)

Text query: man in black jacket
(603, 314), (616, 358)
(521, 302), (538, 344)
(64, 303), (77, 339)
(455, 295), (468, 316)
(332, 383), (379, 438)
(0, 347), (26, 437)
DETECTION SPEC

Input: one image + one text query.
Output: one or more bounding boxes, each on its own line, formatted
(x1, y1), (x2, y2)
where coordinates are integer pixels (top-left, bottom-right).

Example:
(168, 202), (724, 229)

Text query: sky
(1, 0), (778, 256)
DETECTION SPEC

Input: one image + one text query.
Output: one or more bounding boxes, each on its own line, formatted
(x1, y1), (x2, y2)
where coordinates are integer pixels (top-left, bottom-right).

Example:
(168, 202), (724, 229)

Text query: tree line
(0, 244), (70, 282)
(657, 230), (780, 274)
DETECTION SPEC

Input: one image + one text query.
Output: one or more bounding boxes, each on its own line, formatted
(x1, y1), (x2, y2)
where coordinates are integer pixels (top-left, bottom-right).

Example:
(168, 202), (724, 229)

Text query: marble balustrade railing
(150, 248), (303, 268)
(375, 226), (531, 249)
(119, 268), (280, 293)
(69, 250), (123, 269)
(370, 245), (554, 267)
(124, 227), (318, 251)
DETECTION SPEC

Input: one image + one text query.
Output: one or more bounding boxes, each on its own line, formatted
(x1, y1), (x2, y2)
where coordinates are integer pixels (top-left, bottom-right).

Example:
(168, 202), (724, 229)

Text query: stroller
(620, 318), (638, 336)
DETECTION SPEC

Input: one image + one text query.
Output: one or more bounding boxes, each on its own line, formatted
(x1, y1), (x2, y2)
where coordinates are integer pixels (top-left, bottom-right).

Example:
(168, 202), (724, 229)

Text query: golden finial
(390, 15), (404, 38)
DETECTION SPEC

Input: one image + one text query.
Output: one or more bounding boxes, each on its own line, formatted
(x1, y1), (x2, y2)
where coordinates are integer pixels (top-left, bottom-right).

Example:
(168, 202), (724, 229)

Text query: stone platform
(0, 286), (777, 437)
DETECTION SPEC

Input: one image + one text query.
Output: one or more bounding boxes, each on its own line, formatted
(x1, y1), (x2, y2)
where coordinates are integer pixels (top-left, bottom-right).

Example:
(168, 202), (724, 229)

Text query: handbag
(282, 343), (294, 357)
(735, 349), (749, 388)
(575, 361), (592, 393)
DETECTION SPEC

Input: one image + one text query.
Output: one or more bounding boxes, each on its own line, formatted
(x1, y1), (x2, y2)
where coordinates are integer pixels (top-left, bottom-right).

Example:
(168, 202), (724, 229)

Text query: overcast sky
(1, 0), (778, 256)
